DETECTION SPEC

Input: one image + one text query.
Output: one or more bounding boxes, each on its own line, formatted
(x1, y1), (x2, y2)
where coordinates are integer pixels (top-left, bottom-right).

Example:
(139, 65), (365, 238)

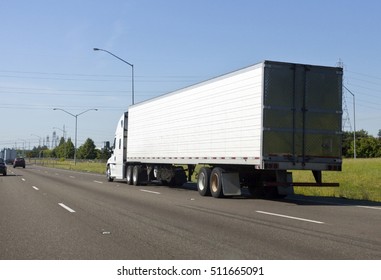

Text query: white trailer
(106, 60), (343, 198)
(1, 148), (17, 164)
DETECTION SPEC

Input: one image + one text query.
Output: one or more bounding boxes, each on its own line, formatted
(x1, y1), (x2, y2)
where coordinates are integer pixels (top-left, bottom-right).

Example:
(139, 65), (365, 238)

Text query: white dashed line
(32, 186), (39, 191)
(21, 178), (26, 181)
(140, 189), (161, 195)
(58, 203), (76, 213)
(256, 210), (324, 224)
(356, 205), (381, 210)
(93, 180), (103, 184)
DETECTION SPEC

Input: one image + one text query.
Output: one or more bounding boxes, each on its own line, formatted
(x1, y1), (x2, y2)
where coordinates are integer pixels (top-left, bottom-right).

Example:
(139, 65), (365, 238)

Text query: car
(13, 157), (26, 168)
(0, 158), (7, 175)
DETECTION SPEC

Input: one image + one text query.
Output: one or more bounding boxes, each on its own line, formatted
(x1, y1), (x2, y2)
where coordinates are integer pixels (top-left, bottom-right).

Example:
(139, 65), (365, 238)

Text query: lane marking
(69, 176), (75, 179)
(356, 205), (381, 210)
(93, 180), (103, 184)
(256, 210), (324, 224)
(21, 178), (26, 181)
(32, 186), (39, 191)
(58, 203), (76, 213)
(140, 189), (161, 195)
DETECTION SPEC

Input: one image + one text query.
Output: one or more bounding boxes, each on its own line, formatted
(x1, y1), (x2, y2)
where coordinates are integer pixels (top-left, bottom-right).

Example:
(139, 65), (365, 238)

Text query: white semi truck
(106, 60), (343, 198)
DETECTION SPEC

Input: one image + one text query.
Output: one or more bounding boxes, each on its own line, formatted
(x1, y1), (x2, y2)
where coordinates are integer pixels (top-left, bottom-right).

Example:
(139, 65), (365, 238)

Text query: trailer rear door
(262, 61), (342, 170)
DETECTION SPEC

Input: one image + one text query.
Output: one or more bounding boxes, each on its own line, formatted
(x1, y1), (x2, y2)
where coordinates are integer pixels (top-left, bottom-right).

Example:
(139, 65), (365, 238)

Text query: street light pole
(93, 48), (135, 105)
(53, 108), (98, 164)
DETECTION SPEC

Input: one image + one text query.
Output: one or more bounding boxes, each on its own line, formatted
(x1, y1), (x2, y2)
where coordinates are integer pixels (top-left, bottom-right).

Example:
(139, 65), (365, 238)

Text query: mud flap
(221, 172), (241, 196)
(276, 171), (294, 196)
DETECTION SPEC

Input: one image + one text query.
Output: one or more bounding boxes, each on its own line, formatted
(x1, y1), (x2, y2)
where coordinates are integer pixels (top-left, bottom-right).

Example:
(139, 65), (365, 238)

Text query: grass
(293, 158), (381, 202)
(29, 158), (106, 174)
(29, 158), (381, 202)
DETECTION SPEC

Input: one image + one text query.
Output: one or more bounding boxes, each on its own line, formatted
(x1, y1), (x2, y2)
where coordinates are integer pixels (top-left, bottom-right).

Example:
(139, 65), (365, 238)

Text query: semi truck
(0, 148), (17, 164)
(106, 60), (343, 198)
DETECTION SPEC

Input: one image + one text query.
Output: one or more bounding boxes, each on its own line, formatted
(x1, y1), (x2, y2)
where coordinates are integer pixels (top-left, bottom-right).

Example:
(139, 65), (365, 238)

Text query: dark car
(13, 157), (25, 168)
(0, 158), (7, 175)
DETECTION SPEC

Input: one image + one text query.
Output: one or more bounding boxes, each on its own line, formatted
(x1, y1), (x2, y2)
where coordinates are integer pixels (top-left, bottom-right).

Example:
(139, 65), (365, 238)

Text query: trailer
(0, 148), (17, 164)
(106, 60), (343, 198)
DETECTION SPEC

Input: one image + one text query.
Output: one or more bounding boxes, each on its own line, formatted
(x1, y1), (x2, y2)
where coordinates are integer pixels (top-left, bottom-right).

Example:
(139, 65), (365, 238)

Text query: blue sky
(1, 0), (381, 150)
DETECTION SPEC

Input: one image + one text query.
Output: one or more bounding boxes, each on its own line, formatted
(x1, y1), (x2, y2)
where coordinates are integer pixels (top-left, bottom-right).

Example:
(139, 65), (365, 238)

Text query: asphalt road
(0, 164), (380, 260)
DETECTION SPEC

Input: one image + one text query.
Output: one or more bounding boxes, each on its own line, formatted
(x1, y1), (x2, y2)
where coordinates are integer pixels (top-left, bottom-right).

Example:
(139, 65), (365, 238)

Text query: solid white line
(58, 203), (76, 213)
(356, 205), (381, 210)
(256, 210), (324, 224)
(140, 189), (161, 195)
(93, 180), (103, 184)
(32, 186), (39, 191)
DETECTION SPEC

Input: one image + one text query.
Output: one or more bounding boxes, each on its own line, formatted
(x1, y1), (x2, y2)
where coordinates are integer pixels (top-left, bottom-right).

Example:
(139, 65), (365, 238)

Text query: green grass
(293, 158), (381, 202)
(29, 158), (106, 174)
(29, 158), (381, 202)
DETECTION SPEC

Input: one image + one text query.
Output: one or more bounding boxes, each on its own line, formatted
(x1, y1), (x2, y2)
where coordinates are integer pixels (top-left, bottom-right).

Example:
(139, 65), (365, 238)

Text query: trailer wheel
(197, 167), (211, 196)
(132, 165), (141, 186)
(126, 165), (133, 185)
(210, 167), (225, 198)
(106, 166), (113, 182)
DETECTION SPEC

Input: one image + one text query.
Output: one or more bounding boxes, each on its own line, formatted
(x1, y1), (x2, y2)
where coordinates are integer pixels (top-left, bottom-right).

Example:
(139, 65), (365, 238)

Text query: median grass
(29, 158), (381, 202)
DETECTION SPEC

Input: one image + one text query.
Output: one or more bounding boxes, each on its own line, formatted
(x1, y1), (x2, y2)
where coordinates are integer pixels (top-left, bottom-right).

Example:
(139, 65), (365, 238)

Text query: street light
(53, 108), (98, 164)
(93, 48), (135, 105)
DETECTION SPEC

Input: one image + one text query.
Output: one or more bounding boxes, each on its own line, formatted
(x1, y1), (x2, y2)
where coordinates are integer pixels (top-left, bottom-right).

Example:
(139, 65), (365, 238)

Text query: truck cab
(106, 112), (128, 181)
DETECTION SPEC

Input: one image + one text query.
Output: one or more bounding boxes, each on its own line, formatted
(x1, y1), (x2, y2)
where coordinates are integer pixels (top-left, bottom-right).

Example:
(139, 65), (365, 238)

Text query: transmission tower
(342, 93), (352, 131)
(337, 59), (352, 131)
(52, 131), (57, 148)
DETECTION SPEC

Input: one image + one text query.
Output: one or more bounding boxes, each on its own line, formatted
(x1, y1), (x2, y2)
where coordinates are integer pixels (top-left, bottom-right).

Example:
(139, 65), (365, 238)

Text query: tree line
(26, 137), (112, 161)
(22, 129), (381, 160)
(342, 130), (381, 158)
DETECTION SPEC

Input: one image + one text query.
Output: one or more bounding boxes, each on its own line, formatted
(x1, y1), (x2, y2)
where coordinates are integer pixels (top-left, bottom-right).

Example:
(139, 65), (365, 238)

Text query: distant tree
(77, 138), (97, 159)
(53, 137), (66, 158)
(343, 129), (373, 158)
(66, 138), (75, 159)
(355, 137), (381, 158)
(52, 137), (74, 159)
(342, 131), (354, 157)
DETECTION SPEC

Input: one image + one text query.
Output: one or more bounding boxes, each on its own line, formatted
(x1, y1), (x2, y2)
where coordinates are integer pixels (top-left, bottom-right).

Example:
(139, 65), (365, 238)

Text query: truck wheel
(210, 167), (225, 198)
(197, 167), (211, 196)
(106, 166), (113, 182)
(126, 165), (133, 185)
(132, 165), (141, 186)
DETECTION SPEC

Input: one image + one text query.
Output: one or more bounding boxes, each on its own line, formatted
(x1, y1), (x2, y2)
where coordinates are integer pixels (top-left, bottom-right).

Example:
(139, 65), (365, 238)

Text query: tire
(197, 167), (211, 196)
(210, 167), (225, 198)
(132, 165), (141, 186)
(106, 166), (113, 182)
(126, 165), (133, 185)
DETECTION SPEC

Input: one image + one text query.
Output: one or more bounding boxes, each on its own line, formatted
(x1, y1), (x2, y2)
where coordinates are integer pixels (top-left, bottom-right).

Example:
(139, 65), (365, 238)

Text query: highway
(0, 164), (380, 260)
